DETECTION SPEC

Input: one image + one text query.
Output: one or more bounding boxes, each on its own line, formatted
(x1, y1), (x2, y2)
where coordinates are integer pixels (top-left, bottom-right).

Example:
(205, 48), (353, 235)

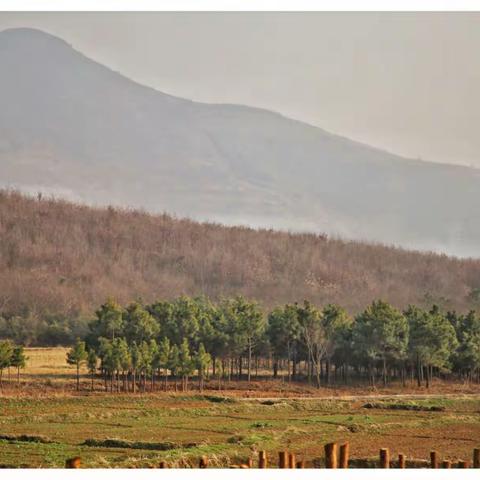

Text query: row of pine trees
(64, 295), (480, 391)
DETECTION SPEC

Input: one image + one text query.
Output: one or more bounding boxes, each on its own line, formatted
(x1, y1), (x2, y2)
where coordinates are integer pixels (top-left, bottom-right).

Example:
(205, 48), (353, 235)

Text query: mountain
(1, 27), (479, 257)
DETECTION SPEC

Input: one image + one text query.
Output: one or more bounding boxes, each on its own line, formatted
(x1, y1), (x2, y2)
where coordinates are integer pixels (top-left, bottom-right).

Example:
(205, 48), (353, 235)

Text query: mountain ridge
(1, 27), (479, 257)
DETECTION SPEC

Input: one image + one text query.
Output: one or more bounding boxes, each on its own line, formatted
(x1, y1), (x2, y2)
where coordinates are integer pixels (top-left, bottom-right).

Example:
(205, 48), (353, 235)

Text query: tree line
(64, 295), (480, 392)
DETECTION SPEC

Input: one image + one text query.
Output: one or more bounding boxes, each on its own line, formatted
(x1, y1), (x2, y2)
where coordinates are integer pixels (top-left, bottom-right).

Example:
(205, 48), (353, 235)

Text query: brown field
(0, 348), (479, 468)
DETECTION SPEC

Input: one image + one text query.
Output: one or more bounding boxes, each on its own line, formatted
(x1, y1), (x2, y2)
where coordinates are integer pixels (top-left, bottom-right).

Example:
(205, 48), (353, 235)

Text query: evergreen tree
(168, 343), (180, 392)
(66, 339), (88, 391)
(87, 349), (97, 391)
(267, 304), (300, 379)
(297, 301), (325, 388)
(0, 340), (13, 388)
(157, 337), (171, 391)
(10, 345), (27, 385)
(406, 305), (458, 387)
(353, 301), (408, 386)
(130, 342), (141, 393)
(195, 343), (211, 392)
(322, 304), (352, 384)
(86, 298), (124, 349)
(454, 310), (480, 382)
(178, 338), (194, 391)
(223, 296), (264, 382)
(124, 302), (159, 344)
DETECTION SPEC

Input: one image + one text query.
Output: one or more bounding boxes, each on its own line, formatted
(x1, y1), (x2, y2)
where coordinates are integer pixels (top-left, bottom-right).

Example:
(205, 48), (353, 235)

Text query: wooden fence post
(339, 443), (349, 468)
(65, 456), (81, 468)
(458, 460), (468, 468)
(325, 442), (338, 468)
(199, 456), (208, 468)
(430, 451), (438, 468)
(474, 448), (480, 468)
(288, 453), (296, 468)
(259, 451), (267, 468)
(379, 448), (390, 468)
(296, 460), (305, 468)
(442, 460), (451, 469)
(278, 451), (288, 468)
(159, 461), (167, 468)
(398, 454), (406, 468)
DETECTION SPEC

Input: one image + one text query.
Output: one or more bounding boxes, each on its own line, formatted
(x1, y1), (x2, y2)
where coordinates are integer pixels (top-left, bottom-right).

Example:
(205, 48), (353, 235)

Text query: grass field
(0, 348), (479, 468)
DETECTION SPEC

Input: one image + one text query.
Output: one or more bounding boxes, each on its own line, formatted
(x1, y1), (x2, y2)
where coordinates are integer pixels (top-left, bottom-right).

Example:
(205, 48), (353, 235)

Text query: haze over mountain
(1, 27), (479, 258)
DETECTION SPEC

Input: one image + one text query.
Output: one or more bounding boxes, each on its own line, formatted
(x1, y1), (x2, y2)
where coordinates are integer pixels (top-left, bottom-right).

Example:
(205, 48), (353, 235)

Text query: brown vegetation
(0, 190), (479, 331)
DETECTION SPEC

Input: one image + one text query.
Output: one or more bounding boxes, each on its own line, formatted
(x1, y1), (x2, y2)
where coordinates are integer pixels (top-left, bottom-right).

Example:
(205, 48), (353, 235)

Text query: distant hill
(1, 28), (480, 257)
(0, 192), (479, 333)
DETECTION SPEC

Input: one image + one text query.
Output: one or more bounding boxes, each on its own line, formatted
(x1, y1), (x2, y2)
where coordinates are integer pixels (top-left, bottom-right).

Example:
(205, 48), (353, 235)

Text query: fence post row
(64, 445), (480, 468)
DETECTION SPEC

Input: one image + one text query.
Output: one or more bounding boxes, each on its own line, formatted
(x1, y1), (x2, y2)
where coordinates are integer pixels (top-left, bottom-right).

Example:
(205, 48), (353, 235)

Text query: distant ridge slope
(0, 28), (480, 257)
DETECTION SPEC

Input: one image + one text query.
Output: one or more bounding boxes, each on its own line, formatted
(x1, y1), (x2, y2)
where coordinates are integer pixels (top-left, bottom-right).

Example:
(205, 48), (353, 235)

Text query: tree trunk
(247, 342), (252, 382)
(382, 357), (387, 387)
(273, 359), (278, 378)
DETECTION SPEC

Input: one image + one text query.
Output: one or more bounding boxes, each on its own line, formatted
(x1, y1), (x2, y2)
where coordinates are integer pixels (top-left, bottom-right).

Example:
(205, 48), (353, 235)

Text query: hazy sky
(1, 12), (479, 168)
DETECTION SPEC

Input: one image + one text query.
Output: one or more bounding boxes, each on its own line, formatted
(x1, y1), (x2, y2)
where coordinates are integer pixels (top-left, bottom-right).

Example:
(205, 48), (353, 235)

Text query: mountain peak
(0, 27), (72, 53)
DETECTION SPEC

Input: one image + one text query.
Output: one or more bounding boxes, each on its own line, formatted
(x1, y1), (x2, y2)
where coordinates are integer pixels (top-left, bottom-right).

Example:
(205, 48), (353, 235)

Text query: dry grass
(22, 347), (73, 376)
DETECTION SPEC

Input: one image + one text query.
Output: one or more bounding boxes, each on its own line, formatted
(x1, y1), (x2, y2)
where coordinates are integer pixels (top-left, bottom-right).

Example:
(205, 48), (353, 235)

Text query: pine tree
(87, 349), (97, 391)
(195, 343), (211, 392)
(0, 340), (13, 388)
(353, 301), (408, 387)
(157, 337), (171, 391)
(10, 345), (27, 385)
(178, 339), (194, 392)
(66, 339), (88, 391)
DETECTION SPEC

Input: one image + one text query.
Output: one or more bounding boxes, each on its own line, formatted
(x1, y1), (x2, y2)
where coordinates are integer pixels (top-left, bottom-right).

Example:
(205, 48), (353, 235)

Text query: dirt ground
(0, 348), (479, 468)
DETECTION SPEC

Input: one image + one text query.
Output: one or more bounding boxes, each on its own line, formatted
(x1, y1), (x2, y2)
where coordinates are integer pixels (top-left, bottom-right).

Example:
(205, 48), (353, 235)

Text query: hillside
(1, 191), (479, 341)
(1, 27), (480, 257)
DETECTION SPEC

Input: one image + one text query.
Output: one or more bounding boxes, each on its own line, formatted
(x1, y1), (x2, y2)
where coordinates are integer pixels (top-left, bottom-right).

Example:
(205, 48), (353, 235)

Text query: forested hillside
(0, 190), (480, 345)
